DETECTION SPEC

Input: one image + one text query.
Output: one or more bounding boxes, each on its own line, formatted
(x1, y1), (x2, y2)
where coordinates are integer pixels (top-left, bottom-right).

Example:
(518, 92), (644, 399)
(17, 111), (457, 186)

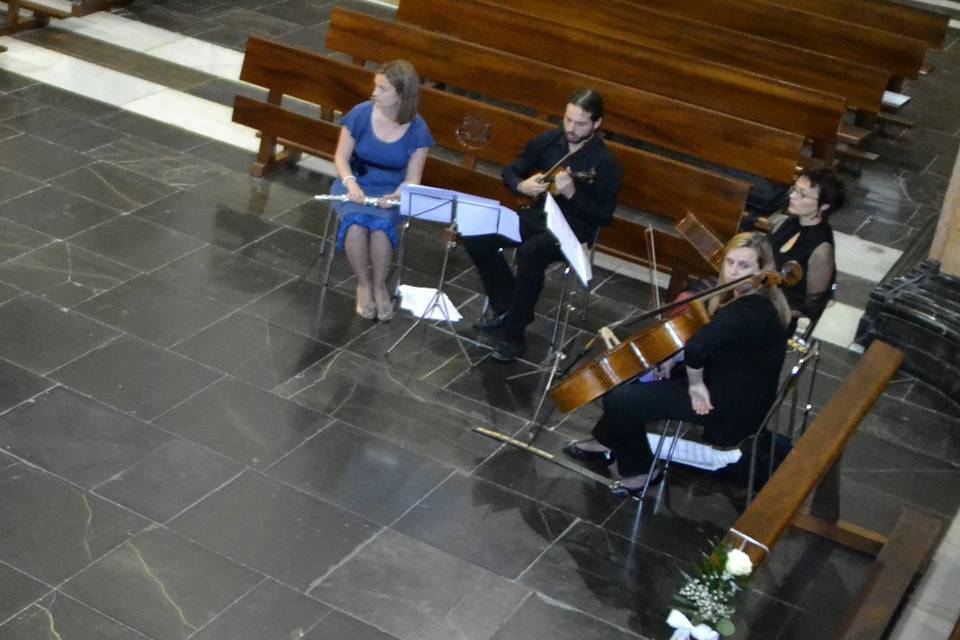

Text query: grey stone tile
(171, 311), (334, 391)
(0, 166), (43, 205)
(0, 185), (119, 239)
(243, 280), (378, 345)
(0, 592), (148, 640)
(393, 473), (575, 579)
(237, 226), (330, 280)
(95, 437), (244, 522)
(0, 134), (94, 181)
(169, 470), (378, 590)
(268, 421), (453, 525)
(0, 280), (19, 304)
(0, 241), (139, 308)
(0, 462), (148, 584)
(189, 579), (330, 640)
(0, 357), (52, 414)
(0, 70), (36, 95)
(0, 218), (51, 262)
(0, 386), (170, 488)
(0, 294), (119, 375)
(3, 107), (124, 153)
(256, 0), (333, 26)
(491, 592), (637, 640)
(51, 161), (179, 212)
(118, 2), (219, 35)
(75, 273), (234, 347)
(283, 350), (508, 471)
(154, 377), (330, 469)
(68, 215), (206, 271)
(519, 521), (686, 637)
(0, 562), (48, 622)
(152, 244), (293, 307)
(89, 136), (230, 188)
(302, 610), (401, 640)
(50, 336), (222, 420)
(187, 140), (257, 173)
(12, 83), (118, 119)
(62, 527), (261, 640)
(96, 111), (209, 152)
(0, 95), (39, 120)
(312, 528), (529, 640)
(184, 77), (267, 109)
(215, 8), (301, 36)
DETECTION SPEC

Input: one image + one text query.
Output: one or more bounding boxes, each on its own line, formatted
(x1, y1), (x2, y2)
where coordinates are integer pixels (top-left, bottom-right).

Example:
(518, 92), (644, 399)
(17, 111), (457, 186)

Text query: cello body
(548, 300), (711, 413)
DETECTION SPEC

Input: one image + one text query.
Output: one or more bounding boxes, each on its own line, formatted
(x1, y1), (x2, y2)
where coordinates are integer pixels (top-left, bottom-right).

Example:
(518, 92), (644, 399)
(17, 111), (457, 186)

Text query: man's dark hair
(801, 168), (846, 219)
(568, 89), (604, 122)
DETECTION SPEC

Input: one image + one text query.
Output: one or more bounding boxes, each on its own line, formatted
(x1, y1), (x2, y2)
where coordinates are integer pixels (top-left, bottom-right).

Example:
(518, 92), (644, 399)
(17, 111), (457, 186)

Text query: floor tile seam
(514, 516), (581, 583)
(530, 591), (649, 639)
(25, 320), (125, 378)
(50, 168), (187, 215)
(382, 467), (461, 531)
(841, 474), (958, 520)
(0, 586), (157, 640)
(141, 370), (228, 426)
(180, 575), (270, 640)
(258, 414), (340, 474)
(0, 101), (44, 122)
(156, 468), (250, 528)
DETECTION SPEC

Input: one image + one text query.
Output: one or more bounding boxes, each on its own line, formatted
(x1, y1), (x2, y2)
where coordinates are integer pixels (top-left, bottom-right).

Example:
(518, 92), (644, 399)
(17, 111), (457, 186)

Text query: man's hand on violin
(553, 169), (576, 199)
(688, 382), (714, 415)
(519, 174), (550, 197)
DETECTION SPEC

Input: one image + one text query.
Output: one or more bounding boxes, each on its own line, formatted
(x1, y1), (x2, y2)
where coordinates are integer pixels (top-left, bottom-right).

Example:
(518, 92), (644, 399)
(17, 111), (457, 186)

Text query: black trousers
(463, 209), (564, 340)
(592, 378), (707, 477)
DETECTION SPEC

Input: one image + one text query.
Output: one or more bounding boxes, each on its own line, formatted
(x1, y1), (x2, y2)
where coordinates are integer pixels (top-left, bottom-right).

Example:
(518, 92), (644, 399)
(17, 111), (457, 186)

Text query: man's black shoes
(490, 337), (525, 362)
(473, 311), (509, 333)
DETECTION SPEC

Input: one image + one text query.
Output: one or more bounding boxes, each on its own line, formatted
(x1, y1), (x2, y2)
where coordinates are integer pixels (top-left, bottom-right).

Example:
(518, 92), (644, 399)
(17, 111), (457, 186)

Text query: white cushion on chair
(647, 433), (742, 471)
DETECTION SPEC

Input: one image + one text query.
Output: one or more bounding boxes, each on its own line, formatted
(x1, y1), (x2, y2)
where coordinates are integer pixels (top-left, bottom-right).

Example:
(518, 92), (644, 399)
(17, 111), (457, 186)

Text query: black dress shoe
(473, 311), (509, 333)
(608, 471), (664, 499)
(490, 337), (525, 362)
(563, 441), (615, 465)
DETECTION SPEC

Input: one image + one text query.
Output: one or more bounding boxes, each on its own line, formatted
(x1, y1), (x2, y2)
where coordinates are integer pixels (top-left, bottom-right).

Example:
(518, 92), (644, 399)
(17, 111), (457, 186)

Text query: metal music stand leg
(392, 216), (413, 299)
(321, 208), (338, 287)
(385, 204), (475, 365)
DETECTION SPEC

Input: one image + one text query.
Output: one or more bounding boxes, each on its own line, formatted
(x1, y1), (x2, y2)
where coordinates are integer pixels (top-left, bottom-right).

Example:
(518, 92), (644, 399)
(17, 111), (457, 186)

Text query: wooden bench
(398, 0), (847, 159)
(722, 341), (942, 640)
(325, 8), (805, 184)
(620, 0), (929, 82)
(479, 0), (889, 117)
(2, 0), (127, 34)
(233, 36), (740, 282)
(760, 0), (951, 50)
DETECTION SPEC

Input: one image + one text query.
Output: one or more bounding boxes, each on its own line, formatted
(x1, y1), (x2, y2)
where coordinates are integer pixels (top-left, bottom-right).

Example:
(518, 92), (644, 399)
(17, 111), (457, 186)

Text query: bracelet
(342, 175), (357, 184)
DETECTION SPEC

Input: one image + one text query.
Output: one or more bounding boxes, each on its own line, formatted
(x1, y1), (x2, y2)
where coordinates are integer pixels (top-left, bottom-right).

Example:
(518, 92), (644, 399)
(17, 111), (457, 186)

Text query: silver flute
(313, 194), (400, 207)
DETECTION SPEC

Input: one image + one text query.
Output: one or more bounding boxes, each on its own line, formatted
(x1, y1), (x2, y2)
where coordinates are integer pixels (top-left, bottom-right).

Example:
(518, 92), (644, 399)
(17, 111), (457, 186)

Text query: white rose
(725, 549), (753, 577)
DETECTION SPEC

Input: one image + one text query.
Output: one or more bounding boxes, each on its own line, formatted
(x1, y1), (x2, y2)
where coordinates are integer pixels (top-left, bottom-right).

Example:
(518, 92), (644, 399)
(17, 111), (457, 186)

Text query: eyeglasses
(789, 185), (817, 200)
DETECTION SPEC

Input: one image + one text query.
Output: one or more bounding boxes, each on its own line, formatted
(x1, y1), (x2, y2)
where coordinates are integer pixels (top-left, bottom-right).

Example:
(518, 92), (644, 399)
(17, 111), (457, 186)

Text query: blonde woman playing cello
(563, 232), (792, 497)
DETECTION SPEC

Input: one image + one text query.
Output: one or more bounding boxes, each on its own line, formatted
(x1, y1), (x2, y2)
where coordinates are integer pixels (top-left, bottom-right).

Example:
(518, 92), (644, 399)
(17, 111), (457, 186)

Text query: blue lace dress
(330, 101), (434, 249)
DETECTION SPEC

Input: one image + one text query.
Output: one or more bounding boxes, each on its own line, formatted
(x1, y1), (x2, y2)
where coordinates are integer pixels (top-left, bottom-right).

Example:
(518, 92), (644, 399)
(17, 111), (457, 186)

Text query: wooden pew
(70, 0), (131, 17)
(2, 0), (53, 34)
(325, 8), (805, 184)
(398, 0), (846, 158)
(619, 0), (928, 82)
(233, 36), (736, 281)
(479, 0), (889, 116)
(724, 341), (941, 639)
(759, 0), (950, 50)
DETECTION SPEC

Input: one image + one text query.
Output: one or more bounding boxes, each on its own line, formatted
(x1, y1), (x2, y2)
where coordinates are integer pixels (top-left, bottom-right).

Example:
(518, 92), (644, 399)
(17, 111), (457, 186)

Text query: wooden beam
(791, 512), (887, 557)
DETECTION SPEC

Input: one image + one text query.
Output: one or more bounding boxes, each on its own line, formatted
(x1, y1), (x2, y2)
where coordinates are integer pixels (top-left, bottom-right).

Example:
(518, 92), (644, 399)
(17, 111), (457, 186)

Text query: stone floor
(0, 1), (958, 639)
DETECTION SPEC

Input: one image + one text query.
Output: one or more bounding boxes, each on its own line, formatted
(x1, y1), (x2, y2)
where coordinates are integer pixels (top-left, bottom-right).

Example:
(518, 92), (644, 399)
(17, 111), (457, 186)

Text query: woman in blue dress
(331, 59), (434, 321)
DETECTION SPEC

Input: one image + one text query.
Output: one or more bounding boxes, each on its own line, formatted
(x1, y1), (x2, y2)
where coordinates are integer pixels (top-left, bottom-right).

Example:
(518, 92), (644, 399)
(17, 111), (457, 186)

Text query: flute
(313, 194), (400, 207)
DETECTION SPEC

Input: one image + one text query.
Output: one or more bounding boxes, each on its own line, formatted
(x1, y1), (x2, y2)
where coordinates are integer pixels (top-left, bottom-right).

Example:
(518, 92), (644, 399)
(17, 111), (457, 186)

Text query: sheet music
(543, 193), (591, 286)
(646, 433), (742, 471)
(497, 206), (521, 242)
(882, 91), (911, 109)
(397, 284), (463, 321)
(399, 184), (455, 224)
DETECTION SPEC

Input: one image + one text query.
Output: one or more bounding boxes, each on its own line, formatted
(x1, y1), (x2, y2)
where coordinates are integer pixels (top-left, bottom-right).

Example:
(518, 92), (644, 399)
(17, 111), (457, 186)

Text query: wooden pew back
(325, 8), (805, 184)
(479, 0), (888, 113)
(623, 0), (928, 79)
(757, 0), (950, 49)
(397, 0), (846, 146)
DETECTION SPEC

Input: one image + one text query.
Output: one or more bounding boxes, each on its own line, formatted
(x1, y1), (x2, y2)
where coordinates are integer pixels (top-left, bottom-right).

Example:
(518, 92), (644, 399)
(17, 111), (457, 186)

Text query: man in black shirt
(464, 89), (623, 362)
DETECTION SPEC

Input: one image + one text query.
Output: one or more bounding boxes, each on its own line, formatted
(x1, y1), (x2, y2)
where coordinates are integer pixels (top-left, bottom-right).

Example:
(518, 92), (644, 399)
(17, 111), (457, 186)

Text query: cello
(548, 262), (802, 414)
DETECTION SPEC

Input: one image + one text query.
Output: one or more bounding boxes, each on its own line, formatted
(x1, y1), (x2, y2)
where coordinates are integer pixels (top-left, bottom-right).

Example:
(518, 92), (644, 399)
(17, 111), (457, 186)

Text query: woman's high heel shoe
(356, 287), (376, 320)
(376, 299), (395, 322)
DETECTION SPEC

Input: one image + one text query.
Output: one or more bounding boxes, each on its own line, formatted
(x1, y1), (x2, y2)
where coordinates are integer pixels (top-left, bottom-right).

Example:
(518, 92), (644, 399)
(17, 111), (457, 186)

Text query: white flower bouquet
(668, 543), (754, 638)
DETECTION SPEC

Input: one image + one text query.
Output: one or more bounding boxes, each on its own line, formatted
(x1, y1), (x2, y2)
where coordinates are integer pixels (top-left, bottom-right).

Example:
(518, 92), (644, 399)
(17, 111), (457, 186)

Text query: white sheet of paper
(451, 193), (500, 236)
(398, 284), (463, 322)
(543, 193), (591, 286)
(646, 433), (742, 471)
(882, 90), (911, 109)
(399, 184), (455, 224)
(496, 206), (521, 242)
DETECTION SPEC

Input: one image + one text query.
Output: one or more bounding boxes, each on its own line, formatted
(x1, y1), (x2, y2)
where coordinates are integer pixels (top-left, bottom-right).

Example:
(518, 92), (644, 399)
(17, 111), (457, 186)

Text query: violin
(516, 145), (598, 208)
(548, 263), (802, 414)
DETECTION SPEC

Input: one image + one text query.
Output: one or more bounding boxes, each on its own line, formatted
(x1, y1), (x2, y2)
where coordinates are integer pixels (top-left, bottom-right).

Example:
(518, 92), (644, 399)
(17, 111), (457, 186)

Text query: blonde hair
(708, 232), (791, 329)
(379, 59), (420, 125)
